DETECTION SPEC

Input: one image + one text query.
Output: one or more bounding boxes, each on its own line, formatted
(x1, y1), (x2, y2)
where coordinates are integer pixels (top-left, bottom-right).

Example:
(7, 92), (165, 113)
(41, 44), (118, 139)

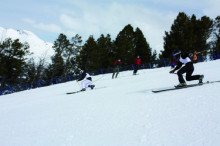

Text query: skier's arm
(174, 61), (183, 70)
(78, 73), (86, 81)
(170, 61), (183, 73)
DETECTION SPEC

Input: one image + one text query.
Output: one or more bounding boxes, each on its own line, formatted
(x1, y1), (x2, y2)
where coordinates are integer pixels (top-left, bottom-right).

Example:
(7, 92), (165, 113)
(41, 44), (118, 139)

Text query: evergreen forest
(0, 12), (220, 88)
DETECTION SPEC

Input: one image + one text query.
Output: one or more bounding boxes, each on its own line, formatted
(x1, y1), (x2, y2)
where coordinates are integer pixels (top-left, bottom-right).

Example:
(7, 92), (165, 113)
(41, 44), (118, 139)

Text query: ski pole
(92, 75), (105, 83)
(76, 80), (81, 89)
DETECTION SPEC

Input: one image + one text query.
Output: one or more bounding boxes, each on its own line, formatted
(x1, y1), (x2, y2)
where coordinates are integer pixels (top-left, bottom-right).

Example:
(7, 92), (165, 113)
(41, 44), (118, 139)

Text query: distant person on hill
(169, 50), (204, 87)
(112, 59), (122, 79)
(133, 56), (142, 75)
(77, 71), (95, 91)
(171, 56), (176, 69)
(193, 50), (198, 63)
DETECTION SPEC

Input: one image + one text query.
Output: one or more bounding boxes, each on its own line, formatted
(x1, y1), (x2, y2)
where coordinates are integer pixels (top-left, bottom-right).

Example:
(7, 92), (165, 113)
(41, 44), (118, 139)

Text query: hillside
(0, 27), (54, 62)
(0, 60), (220, 146)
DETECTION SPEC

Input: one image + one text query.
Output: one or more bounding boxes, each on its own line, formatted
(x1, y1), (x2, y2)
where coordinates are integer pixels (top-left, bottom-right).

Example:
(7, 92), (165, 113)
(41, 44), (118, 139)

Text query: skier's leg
(84, 79), (92, 88)
(136, 65), (139, 73)
(112, 72), (115, 79)
(186, 69), (200, 81)
(185, 63), (200, 81)
(133, 65), (137, 74)
(115, 67), (119, 78)
(81, 80), (86, 89)
(177, 66), (187, 83)
(112, 68), (116, 79)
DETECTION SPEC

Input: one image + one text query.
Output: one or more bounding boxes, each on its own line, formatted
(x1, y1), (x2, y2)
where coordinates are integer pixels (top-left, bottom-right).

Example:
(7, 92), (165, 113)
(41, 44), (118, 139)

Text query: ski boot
(81, 88), (86, 91)
(199, 75), (204, 83)
(176, 82), (187, 87)
(89, 85), (95, 90)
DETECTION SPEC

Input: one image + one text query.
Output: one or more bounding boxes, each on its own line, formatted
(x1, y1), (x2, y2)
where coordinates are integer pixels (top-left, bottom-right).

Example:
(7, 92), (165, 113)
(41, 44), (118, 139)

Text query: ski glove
(169, 70), (175, 73)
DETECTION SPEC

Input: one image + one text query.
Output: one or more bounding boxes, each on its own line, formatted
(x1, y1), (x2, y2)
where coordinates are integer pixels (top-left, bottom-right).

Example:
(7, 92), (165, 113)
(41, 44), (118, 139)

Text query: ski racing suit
(171, 53), (201, 83)
(78, 72), (92, 89)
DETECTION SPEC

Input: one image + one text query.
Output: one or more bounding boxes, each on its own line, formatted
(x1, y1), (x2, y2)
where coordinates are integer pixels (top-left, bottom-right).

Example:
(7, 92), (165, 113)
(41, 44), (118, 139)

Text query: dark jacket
(78, 72), (92, 81)
(173, 53), (191, 71)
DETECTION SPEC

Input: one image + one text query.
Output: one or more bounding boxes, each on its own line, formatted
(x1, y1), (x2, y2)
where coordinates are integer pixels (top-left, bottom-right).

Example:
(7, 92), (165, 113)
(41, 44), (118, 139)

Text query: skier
(77, 71), (95, 91)
(169, 50), (204, 87)
(133, 56), (142, 75)
(112, 59), (122, 79)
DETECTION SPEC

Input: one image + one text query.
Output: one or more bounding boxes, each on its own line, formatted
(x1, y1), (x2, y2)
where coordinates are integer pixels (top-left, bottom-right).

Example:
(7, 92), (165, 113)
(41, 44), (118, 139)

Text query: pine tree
(196, 16), (213, 56)
(0, 38), (30, 87)
(49, 33), (83, 78)
(66, 34), (82, 75)
(162, 12), (190, 58)
(26, 57), (46, 85)
(51, 54), (65, 78)
(77, 36), (98, 71)
(161, 12), (213, 59)
(49, 33), (69, 78)
(134, 27), (152, 63)
(114, 24), (135, 65)
(210, 16), (220, 58)
(96, 34), (114, 69)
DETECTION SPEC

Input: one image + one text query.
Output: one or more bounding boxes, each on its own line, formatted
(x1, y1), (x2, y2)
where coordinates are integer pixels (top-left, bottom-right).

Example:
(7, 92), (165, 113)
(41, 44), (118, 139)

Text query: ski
(66, 86), (107, 95)
(152, 80), (220, 93)
(66, 90), (83, 94)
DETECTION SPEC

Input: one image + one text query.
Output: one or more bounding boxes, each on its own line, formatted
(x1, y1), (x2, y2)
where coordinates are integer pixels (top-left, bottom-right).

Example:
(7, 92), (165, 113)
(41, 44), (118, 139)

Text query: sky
(0, 0), (220, 53)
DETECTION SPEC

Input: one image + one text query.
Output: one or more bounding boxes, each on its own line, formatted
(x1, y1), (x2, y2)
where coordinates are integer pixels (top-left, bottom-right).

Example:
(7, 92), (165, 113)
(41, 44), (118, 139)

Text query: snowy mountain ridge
(0, 26), (54, 62)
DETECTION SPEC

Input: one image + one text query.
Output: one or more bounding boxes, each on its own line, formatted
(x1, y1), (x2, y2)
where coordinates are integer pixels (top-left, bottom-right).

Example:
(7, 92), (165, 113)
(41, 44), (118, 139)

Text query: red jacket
(134, 58), (142, 65)
(114, 60), (122, 67)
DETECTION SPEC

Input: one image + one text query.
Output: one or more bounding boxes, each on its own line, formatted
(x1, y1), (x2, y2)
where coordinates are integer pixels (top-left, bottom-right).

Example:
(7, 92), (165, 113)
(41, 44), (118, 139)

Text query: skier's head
(173, 50), (181, 57)
(118, 59), (121, 62)
(137, 56), (140, 58)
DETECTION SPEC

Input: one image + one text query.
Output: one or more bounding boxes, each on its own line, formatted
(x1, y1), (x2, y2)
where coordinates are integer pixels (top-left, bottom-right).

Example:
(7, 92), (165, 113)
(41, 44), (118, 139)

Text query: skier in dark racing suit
(169, 51), (204, 87)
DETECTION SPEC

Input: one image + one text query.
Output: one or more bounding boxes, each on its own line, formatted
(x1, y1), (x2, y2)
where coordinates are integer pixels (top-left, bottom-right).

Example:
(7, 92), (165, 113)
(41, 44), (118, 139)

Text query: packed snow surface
(0, 60), (220, 146)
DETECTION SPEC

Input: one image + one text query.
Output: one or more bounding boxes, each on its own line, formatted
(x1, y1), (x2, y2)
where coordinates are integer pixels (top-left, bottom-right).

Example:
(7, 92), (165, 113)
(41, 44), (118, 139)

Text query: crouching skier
(169, 50), (204, 87)
(77, 71), (95, 91)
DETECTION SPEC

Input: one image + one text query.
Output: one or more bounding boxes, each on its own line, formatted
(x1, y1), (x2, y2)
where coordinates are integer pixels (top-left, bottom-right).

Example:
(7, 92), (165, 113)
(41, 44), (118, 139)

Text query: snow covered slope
(0, 60), (220, 146)
(0, 27), (54, 62)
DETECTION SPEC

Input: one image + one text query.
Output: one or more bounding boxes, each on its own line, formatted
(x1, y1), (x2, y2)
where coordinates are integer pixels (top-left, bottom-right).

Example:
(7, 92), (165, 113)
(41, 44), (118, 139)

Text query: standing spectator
(112, 59), (122, 79)
(133, 56), (142, 75)
(193, 50), (198, 63)
(171, 56), (176, 69)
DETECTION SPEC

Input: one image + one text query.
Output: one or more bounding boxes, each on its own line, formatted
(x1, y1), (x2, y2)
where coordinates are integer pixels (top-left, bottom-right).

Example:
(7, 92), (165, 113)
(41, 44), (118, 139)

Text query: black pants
(112, 67), (120, 78)
(133, 65), (139, 74)
(177, 62), (200, 83)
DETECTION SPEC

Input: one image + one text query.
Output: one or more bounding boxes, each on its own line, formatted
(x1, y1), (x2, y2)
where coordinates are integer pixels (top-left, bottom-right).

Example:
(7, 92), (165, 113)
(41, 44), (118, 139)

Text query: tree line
(0, 12), (219, 88)
(161, 12), (220, 59)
